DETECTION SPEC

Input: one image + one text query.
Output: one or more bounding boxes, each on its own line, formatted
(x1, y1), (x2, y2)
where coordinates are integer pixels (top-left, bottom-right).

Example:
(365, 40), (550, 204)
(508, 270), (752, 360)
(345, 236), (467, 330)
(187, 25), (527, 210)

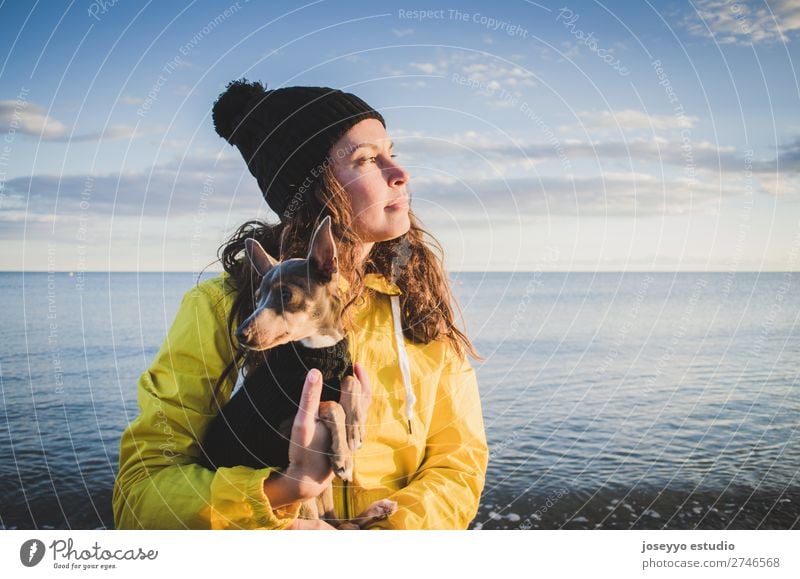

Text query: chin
(385, 218), (411, 240)
(362, 216), (411, 243)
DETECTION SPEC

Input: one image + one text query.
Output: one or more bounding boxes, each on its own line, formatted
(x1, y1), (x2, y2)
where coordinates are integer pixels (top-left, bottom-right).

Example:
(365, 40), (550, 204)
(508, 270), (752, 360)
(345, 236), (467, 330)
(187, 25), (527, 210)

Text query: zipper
(342, 326), (356, 522)
(334, 477), (351, 521)
(343, 479), (350, 520)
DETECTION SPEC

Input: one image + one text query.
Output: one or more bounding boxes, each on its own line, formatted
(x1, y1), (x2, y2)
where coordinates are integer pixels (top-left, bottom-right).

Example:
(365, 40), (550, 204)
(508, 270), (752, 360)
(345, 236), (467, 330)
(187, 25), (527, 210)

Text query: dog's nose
(235, 325), (251, 344)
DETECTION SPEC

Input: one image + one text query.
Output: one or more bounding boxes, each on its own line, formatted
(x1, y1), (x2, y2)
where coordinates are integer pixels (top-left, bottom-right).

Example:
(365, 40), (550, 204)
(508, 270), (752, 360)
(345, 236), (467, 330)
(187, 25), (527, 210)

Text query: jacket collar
(338, 272), (401, 296)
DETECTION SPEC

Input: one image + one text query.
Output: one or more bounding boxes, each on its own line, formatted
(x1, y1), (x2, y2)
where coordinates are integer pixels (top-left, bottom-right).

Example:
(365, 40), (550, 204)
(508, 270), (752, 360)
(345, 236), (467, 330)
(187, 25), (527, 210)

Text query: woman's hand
(264, 364), (373, 522)
(263, 369), (334, 507)
(286, 368), (336, 498)
(286, 363), (373, 531)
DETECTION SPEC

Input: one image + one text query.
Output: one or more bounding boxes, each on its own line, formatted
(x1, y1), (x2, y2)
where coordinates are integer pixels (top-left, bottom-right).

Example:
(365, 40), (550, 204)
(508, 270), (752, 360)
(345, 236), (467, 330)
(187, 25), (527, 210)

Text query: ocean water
(0, 271), (797, 529)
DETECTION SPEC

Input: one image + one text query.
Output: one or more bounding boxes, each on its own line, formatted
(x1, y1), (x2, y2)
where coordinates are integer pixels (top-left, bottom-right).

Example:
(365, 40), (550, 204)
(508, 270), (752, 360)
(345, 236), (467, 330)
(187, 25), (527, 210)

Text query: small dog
(201, 216), (396, 529)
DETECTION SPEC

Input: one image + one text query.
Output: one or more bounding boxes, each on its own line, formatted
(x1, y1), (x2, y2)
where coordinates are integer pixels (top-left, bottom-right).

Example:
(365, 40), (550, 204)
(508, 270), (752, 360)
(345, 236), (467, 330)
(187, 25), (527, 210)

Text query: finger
(295, 369), (323, 434)
(353, 362), (372, 410)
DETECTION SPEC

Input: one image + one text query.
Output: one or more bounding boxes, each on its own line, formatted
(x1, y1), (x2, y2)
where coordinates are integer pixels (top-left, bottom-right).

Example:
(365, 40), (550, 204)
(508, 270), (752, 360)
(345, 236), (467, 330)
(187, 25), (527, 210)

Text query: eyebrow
(350, 140), (395, 155)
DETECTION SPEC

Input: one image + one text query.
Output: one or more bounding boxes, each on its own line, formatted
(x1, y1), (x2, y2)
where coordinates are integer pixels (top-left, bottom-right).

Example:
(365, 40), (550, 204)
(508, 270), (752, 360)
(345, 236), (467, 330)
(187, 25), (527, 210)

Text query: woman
(112, 80), (488, 529)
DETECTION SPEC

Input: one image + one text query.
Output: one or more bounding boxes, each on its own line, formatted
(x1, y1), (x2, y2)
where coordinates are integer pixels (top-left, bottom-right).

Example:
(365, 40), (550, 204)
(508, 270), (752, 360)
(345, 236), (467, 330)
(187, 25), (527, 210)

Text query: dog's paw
(359, 499), (397, 521)
(358, 423), (366, 449)
(331, 454), (353, 482)
(341, 375), (366, 451)
(346, 422), (363, 452)
(375, 499), (397, 519)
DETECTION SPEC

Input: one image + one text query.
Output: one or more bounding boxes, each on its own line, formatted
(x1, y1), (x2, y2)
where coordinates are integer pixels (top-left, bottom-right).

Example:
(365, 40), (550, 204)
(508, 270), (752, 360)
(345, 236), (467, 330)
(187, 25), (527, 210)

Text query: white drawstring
(232, 365), (246, 397)
(390, 294), (416, 434)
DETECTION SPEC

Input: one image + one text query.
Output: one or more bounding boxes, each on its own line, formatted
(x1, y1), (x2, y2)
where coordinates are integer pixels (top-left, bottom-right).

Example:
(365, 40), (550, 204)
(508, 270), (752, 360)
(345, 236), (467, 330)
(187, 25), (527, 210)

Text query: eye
(279, 286), (292, 303)
(358, 156), (377, 165)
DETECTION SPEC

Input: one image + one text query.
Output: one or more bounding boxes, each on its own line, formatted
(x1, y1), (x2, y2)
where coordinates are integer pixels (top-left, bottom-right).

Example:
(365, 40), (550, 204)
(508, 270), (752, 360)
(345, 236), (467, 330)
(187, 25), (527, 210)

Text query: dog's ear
(307, 216), (338, 280)
(245, 238), (279, 276)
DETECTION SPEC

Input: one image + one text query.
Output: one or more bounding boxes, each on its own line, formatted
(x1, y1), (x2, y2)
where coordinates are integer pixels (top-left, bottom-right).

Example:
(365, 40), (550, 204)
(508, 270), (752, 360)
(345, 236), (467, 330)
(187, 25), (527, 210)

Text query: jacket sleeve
(112, 281), (301, 529)
(371, 349), (489, 529)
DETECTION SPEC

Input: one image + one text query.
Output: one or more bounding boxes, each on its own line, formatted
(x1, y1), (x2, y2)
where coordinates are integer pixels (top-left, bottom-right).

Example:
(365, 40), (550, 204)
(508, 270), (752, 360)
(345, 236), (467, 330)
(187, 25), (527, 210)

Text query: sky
(1, 0), (799, 272)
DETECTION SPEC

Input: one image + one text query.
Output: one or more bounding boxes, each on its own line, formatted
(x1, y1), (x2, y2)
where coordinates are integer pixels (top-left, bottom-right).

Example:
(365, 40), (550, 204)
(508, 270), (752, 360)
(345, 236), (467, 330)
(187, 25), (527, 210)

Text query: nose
(235, 324), (251, 344)
(384, 157), (409, 188)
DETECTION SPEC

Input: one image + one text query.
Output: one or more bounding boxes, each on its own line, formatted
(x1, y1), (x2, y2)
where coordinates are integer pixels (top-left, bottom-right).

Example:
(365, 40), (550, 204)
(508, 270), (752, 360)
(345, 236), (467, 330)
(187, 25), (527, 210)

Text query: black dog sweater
(200, 337), (353, 471)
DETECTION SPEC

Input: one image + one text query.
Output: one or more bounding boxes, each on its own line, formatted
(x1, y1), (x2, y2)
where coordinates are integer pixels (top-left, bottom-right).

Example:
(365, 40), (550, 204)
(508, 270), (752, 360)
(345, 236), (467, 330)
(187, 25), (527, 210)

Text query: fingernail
(308, 369), (321, 383)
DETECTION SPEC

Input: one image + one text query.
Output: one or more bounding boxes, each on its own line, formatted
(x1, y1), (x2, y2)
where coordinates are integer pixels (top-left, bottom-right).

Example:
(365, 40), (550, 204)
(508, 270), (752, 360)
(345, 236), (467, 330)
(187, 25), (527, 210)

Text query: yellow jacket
(113, 271), (488, 529)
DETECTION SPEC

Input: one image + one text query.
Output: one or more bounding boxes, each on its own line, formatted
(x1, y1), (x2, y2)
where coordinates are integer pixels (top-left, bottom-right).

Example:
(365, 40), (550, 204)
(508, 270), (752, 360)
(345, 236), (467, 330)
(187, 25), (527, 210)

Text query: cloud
(408, 61), (444, 75)
(390, 51), (537, 95)
(392, 28), (415, 37)
(683, 0), (800, 45)
(757, 171), (800, 196)
(1, 153), (263, 227)
(775, 138), (800, 171)
(398, 80), (429, 89)
(0, 100), (68, 139)
(397, 127), (800, 183)
(559, 40), (581, 60)
(411, 170), (756, 218)
(574, 109), (699, 131)
(460, 61), (535, 88)
(393, 129), (798, 215)
(120, 95), (144, 106)
(0, 99), (139, 143)
(396, 130), (745, 175)
(67, 125), (139, 142)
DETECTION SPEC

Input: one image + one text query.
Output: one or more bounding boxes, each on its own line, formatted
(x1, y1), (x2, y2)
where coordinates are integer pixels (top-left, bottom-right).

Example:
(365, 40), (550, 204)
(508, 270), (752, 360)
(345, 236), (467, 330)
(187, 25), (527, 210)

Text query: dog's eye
(279, 287), (292, 303)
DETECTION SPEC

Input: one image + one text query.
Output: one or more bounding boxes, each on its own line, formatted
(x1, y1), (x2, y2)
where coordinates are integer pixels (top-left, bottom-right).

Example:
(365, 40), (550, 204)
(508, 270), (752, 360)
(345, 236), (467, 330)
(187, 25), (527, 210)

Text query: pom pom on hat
(212, 79), (267, 144)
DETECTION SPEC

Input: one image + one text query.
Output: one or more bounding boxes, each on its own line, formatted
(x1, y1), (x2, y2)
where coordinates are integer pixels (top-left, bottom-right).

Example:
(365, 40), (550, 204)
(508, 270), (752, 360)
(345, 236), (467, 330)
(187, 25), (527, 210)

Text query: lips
(385, 197), (409, 210)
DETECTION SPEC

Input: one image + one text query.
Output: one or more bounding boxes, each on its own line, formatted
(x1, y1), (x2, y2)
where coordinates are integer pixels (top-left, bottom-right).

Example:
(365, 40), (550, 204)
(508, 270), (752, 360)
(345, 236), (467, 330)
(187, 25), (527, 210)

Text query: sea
(0, 271), (797, 530)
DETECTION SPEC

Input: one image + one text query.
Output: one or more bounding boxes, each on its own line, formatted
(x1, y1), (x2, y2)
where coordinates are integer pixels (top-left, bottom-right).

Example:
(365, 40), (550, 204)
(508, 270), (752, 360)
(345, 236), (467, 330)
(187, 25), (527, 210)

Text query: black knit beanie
(212, 79), (385, 220)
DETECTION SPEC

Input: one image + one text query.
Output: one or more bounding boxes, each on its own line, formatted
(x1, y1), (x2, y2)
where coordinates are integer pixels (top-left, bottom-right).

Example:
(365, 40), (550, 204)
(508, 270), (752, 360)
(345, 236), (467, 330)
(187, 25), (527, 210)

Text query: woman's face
(330, 118), (411, 243)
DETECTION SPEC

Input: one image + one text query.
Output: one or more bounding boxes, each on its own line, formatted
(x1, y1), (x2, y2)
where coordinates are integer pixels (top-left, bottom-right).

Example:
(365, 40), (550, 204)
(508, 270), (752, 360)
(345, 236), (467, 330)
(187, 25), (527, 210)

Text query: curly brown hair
(208, 163), (480, 393)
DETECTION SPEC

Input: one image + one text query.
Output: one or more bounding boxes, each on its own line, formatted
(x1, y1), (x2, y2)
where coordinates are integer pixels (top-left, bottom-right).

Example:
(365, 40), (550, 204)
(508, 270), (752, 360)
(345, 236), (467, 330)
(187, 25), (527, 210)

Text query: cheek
(346, 181), (382, 221)
(347, 187), (368, 218)
(335, 167), (367, 214)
